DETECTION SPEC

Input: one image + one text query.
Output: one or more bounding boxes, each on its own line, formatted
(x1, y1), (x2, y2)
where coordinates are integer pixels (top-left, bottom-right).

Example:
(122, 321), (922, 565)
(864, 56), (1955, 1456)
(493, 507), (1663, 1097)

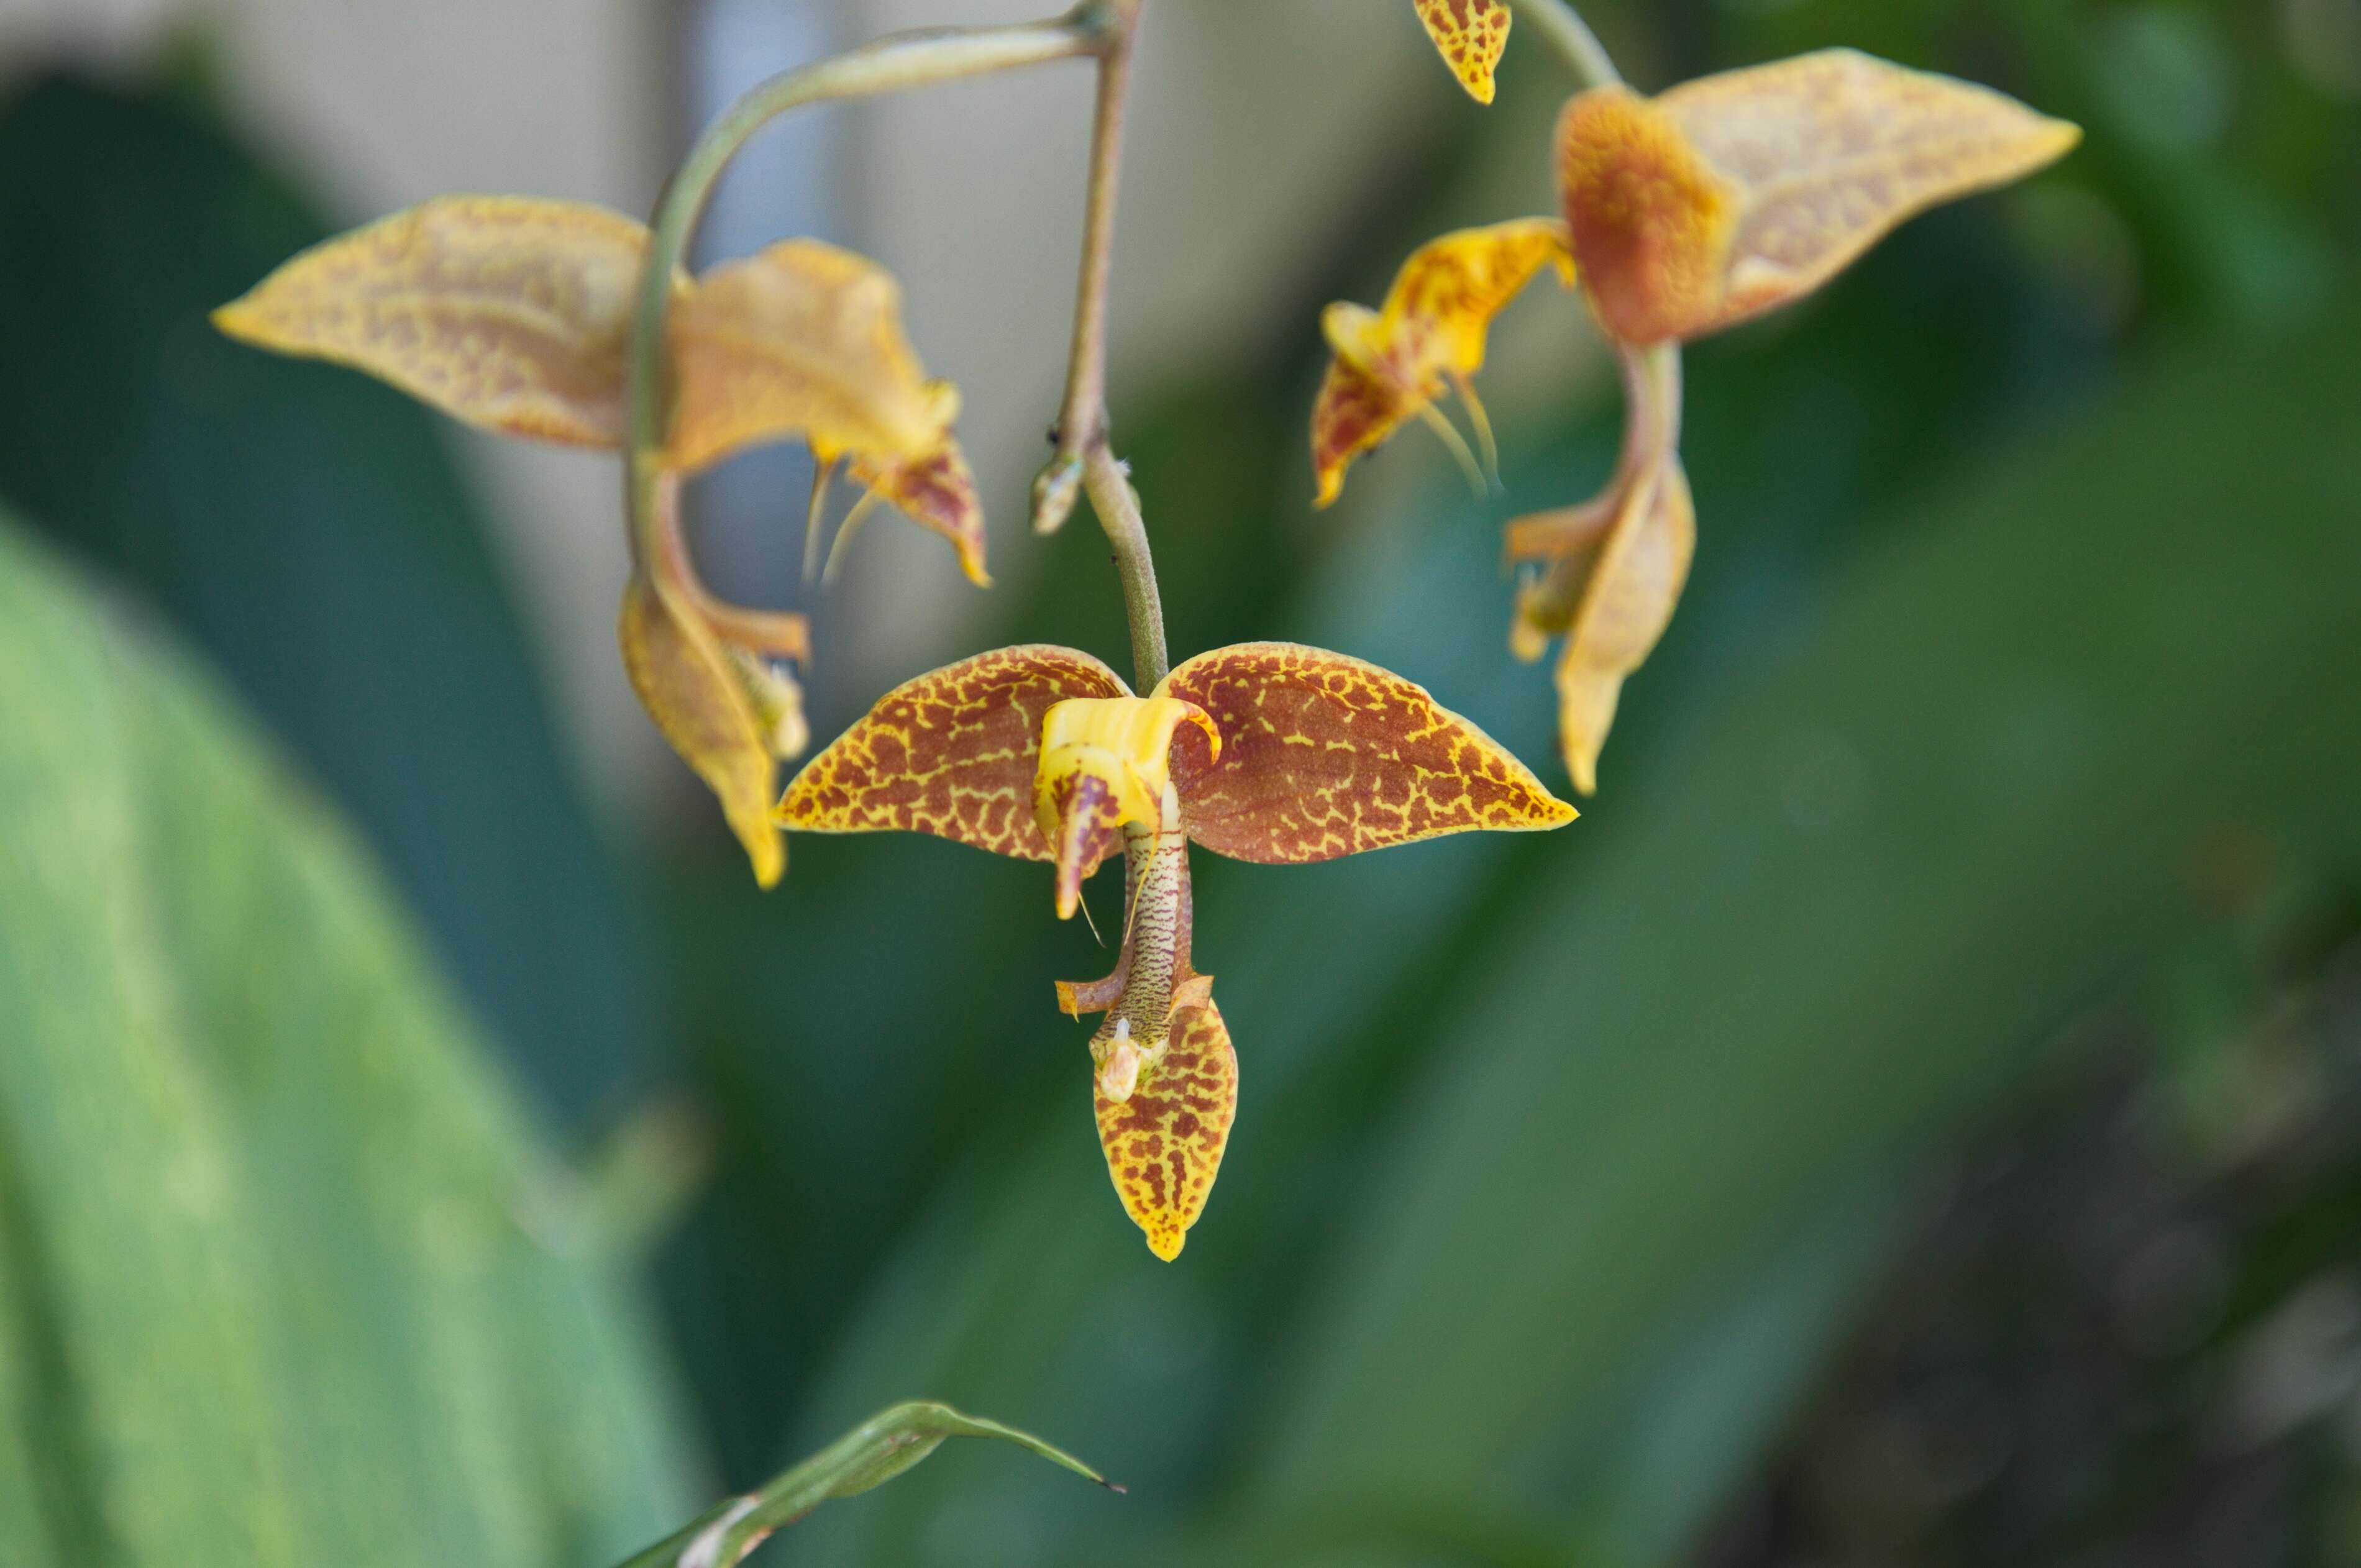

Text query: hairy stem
(623, 14), (1100, 573)
(1516, 0), (1622, 92)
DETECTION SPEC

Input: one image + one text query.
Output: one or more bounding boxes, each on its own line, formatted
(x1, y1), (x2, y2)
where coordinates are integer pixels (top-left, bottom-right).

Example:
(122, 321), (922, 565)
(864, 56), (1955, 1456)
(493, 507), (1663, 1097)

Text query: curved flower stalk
(777, 641), (1574, 1257)
(1356, 32), (2081, 793)
(213, 196), (986, 885)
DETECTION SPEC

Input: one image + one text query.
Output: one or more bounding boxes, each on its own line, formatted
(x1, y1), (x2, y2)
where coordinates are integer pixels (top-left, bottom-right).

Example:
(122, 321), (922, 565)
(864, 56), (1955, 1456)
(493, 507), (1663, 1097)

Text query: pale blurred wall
(0, 0), (1443, 818)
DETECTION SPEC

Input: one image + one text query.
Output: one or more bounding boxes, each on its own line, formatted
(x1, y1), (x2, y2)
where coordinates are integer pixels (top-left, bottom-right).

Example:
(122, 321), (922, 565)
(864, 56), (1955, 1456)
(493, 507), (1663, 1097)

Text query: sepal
(1560, 52), (2080, 345)
(1158, 642), (1573, 862)
(776, 645), (1126, 859)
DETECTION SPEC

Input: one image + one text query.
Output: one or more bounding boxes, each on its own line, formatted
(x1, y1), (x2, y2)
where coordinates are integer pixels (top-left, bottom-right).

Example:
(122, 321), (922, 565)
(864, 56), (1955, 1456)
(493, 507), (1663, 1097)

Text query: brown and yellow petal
(1310, 323), (1420, 509)
(668, 238), (950, 473)
(1156, 642), (1573, 864)
(1560, 52), (2080, 344)
(1414, 0), (1513, 106)
(619, 572), (796, 888)
(1096, 995), (1238, 1262)
(847, 430), (990, 587)
(1381, 218), (1574, 376)
(1032, 696), (1220, 918)
(212, 195), (658, 447)
(775, 645), (1128, 859)
(1309, 224), (1572, 507)
(1548, 455), (1696, 794)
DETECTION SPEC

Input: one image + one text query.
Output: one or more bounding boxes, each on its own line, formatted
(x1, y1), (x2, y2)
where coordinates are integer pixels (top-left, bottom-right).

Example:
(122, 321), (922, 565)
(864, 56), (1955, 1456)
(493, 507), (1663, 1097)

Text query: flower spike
(1414, 0), (1513, 106)
(1310, 219), (1574, 507)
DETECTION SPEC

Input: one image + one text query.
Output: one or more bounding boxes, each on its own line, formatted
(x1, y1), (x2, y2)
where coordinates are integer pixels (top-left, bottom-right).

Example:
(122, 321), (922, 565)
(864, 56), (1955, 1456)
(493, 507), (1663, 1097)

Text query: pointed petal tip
(1146, 1228), (1185, 1262)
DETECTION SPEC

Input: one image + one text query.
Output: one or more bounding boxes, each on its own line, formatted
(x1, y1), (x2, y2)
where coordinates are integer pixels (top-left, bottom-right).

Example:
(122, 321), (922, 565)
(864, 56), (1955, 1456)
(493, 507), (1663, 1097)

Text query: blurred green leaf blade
(0, 511), (698, 1568)
(616, 1401), (1111, 1568)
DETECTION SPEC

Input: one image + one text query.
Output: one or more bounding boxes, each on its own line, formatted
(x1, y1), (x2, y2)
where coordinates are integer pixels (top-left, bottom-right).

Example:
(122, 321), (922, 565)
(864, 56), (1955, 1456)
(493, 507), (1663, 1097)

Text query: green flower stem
(1083, 442), (1169, 690)
(1034, 0), (1143, 536)
(623, 12), (1103, 573)
(1517, 0), (1623, 93)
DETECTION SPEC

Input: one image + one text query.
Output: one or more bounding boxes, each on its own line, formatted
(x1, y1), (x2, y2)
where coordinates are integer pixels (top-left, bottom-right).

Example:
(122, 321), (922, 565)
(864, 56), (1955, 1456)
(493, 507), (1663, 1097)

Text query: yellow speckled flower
(776, 640), (1574, 1258)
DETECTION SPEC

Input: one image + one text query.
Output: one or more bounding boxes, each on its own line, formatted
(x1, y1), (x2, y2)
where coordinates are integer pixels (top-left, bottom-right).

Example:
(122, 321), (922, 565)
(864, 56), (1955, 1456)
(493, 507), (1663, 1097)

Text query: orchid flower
(1335, 43), (2080, 793)
(214, 196), (989, 884)
(776, 640), (1574, 1257)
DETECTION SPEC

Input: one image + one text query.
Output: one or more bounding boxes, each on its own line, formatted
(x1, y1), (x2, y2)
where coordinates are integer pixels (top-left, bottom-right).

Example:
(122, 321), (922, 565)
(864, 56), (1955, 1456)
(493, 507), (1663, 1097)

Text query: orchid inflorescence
(214, 0), (2075, 1259)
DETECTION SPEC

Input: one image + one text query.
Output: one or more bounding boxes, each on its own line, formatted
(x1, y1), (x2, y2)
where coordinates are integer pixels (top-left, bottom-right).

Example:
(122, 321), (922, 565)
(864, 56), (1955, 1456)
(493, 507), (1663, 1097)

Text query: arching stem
(622, 11), (1105, 580)
(1516, 0), (1623, 91)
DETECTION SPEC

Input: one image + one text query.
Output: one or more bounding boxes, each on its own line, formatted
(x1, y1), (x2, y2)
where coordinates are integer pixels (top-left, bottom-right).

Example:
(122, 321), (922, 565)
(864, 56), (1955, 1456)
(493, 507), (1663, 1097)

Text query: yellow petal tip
(1146, 1228), (1185, 1262)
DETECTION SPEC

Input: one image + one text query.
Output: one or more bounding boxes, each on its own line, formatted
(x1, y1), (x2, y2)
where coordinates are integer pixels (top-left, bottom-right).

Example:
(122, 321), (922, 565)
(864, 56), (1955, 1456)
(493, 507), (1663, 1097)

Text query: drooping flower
(1413, 0), (1514, 105)
(775, 641), (1575, 1258)
(214, 196), (990, 883)
(1317, 48), (2078, 792)
(1310, 219), (1574, 508)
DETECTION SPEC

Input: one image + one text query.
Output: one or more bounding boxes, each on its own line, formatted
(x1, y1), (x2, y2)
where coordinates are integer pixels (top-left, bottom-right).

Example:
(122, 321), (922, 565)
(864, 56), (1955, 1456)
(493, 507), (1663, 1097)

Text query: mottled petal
(775, 645), (1127, 859)
(1562, 52), (2079, 344)
(1033, 696), (1219, 919)
(1414, 0), (1513, 105)
(847, 423), (990, 586)
(1158, 642), (1574, 864)
(669, 239), (950, 473)
(1553, 455), (1696, 793)
(1381, 218), (1575, 376)
(619, 573), (792, 888)
(212, 195), (652, 446)
(1558, 88), (1742, 347)
(1096, 995), (1238, 1262)
(1309, 224), (1571, 507)
(1310, 316), (1417, 508)
(1041, 772), (1128, 924)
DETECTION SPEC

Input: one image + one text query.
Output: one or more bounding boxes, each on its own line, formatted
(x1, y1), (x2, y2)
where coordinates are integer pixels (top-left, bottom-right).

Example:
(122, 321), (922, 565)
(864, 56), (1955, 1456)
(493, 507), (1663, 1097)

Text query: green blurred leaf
(0, 511), (696, 1568)
(615, 1402), (1110, 1568)
(0, 70), (651, 1127)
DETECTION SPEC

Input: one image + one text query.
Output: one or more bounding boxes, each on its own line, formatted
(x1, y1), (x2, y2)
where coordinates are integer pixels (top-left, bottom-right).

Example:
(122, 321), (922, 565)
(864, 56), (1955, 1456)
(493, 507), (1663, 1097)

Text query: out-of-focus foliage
(621, 1400), (1111, 1568)
(1713, 920), (2361, 1565)
(0, 513), (696, 1568)
(0, 73), (651, 1127)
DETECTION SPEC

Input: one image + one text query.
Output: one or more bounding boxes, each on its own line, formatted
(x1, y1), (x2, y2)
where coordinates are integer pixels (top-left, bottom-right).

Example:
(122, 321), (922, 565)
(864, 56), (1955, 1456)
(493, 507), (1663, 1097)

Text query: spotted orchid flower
(775, 641), (1574, 1258)
(214, 196), (990, 885)
(1324, 47), (2078, 794)
(1310, 219), (1575, 509)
